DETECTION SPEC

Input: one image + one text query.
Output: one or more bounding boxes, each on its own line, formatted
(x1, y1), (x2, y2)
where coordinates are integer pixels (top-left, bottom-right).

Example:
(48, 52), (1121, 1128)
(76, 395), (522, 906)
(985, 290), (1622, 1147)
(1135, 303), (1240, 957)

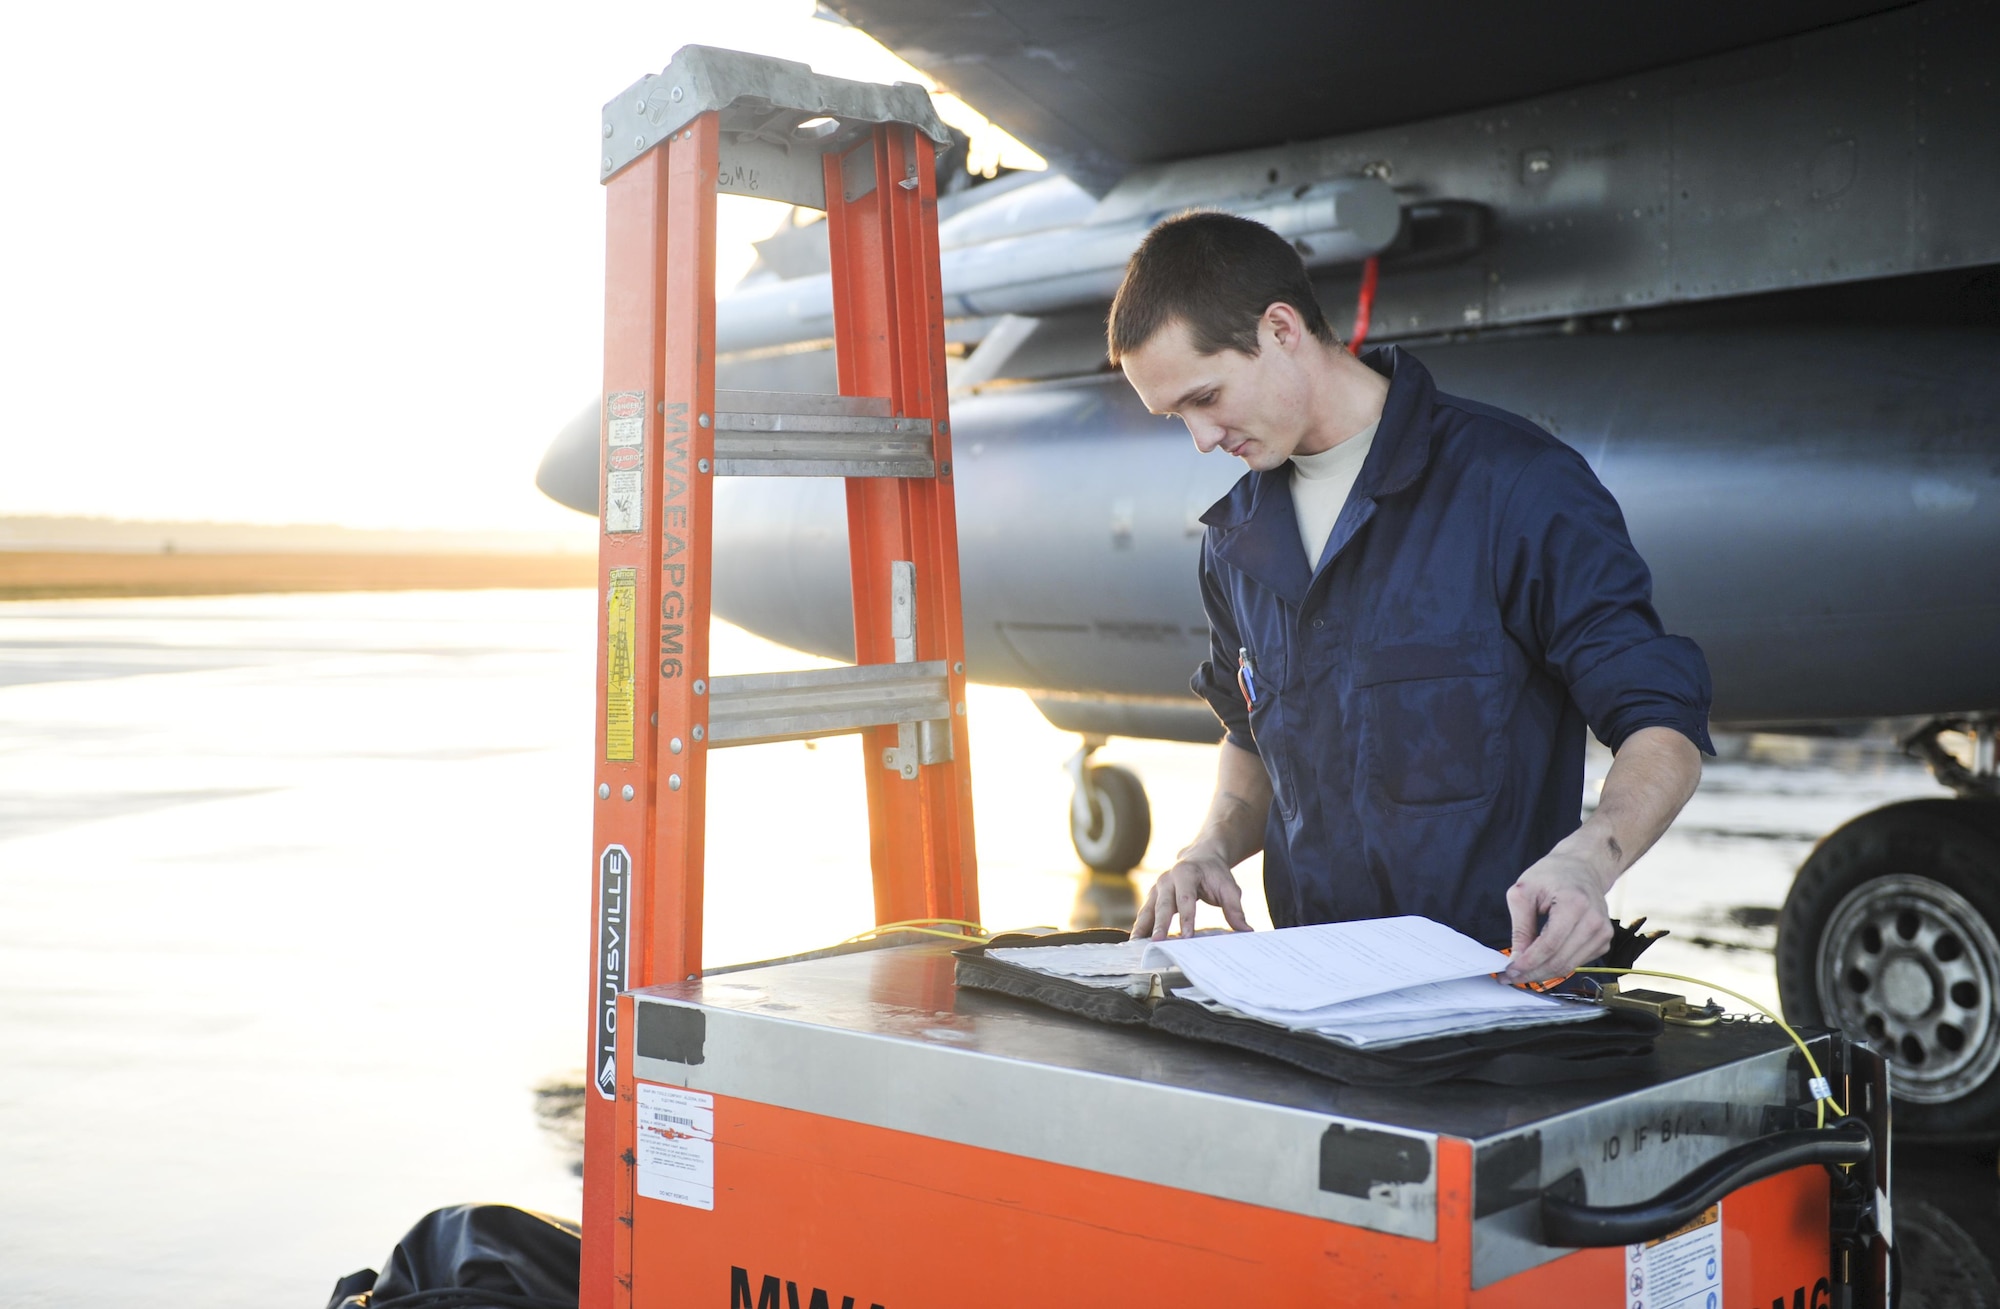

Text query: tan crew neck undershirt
(1290, 420), (1378, 570)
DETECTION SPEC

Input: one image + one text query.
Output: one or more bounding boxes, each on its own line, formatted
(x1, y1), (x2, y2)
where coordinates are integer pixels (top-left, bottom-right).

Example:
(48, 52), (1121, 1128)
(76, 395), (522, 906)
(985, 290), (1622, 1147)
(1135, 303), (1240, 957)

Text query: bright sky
(0, 2), (1040, 536)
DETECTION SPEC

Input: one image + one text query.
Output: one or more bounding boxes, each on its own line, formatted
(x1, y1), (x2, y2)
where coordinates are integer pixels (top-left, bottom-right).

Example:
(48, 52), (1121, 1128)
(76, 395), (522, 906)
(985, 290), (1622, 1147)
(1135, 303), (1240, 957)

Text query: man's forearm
(1180, 740), (1274, 867)
(1556, 725), (1703, 892)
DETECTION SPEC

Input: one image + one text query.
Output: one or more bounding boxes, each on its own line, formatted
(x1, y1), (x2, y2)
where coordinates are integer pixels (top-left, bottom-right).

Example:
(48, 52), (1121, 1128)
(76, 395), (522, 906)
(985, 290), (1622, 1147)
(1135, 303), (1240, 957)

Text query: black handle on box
(1540, 1120), (1873, 1248)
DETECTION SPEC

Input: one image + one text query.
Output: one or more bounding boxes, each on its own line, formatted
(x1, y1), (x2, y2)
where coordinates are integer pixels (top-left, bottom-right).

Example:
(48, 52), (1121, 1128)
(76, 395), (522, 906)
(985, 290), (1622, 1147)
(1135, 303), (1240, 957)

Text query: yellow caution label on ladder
(605, 566), (637, 762)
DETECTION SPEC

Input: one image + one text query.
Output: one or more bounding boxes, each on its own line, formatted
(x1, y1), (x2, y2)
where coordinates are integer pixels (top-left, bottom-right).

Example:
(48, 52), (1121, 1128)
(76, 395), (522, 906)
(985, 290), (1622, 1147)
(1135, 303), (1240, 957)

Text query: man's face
(1120, 313), (1312, 471)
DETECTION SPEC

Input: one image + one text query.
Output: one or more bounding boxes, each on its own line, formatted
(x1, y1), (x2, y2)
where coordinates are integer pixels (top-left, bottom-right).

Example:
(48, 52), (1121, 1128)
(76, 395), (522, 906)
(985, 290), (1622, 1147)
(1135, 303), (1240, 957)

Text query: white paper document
(1316, 1004), (1600, 1047)
(981, 917), (1598, 1048)
(1174, 979), (1601, 1047)
(1194, 973), (1575, 1030)
(1139, 916), (1510, 1011)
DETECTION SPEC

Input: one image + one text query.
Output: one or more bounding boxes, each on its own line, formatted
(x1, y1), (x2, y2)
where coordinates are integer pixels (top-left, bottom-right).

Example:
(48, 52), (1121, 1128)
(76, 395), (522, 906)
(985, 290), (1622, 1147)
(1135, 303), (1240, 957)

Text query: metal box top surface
(628, 941), (1808, 1264)
(637, 940), (1793, 1142)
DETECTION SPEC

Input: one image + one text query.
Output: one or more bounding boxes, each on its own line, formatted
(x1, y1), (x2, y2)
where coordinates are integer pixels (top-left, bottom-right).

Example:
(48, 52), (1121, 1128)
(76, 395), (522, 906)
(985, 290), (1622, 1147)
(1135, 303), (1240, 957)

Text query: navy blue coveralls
(1192, 347), (1714, 947)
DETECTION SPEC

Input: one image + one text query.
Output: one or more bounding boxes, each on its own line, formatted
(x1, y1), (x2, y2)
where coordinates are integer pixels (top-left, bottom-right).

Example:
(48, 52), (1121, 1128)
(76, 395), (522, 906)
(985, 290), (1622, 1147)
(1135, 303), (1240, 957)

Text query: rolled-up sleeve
(1191, 534), (1257, 755)
(1495, 445), (1715, 755)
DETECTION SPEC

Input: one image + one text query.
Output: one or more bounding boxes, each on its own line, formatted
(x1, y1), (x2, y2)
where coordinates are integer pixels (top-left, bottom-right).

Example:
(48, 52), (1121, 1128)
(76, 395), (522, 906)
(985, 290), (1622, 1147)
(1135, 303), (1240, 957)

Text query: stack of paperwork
(989, 916), (1600, 1048)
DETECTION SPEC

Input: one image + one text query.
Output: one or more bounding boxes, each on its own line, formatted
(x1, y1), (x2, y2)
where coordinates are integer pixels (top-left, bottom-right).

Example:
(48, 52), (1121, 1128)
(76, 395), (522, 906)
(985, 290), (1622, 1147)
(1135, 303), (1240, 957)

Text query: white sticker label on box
(636, 1083), (714, 1210)
(1625, 1200), (1722, 1309)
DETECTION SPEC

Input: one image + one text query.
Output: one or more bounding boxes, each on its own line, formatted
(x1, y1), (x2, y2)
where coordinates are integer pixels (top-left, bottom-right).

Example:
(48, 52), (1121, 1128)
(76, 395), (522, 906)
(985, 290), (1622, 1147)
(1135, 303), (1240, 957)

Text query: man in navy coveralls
(1112, 212), (1713, 983)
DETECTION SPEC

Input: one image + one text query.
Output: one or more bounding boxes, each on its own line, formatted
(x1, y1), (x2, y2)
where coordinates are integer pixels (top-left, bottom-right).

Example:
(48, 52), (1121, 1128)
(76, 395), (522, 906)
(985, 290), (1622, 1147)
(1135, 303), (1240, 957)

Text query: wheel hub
(1817, 874), (2000, 1104)
(1877, 954), (1937, 1019)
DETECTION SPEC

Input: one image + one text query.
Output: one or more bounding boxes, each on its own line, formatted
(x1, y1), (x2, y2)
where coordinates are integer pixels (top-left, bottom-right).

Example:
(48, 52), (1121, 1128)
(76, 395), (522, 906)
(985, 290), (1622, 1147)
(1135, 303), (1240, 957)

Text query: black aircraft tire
(1776, 798), (2000, 1141)
(1070, 764), (1152, 874)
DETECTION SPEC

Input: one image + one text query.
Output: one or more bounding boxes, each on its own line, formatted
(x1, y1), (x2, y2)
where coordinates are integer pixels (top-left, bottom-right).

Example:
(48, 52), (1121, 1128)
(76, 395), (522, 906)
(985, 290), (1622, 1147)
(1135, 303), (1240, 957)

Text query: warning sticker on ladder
(1626, 1201), (1722, 1309)
(636, 1083), (715, 1210)
(605, 567), (637, 761)
(604, 390), (645, 534)
(607, 390), (646, 445)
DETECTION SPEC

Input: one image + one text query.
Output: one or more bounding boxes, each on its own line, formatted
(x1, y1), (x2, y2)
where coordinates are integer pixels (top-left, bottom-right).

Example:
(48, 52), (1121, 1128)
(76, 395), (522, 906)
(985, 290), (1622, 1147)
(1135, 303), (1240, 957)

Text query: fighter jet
(538, 0), (2000, 1136)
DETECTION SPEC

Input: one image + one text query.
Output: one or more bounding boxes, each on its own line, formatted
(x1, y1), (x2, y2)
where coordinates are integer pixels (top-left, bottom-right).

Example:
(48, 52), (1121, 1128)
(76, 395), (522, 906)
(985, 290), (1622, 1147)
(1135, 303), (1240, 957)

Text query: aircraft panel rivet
(621, 784), (635, 801)
(650, 711), (657, 726)
(953, 662), (964, 674)
(692, 725), (705, 741)
(668, 774), (682, 791)
(603, 123), (614, 139)
(671, 86), (684, 102)
(598, 783), (611, 799)
(698, 458), (711, 473)
(603, 156), (613, 170)
(670, 737), (683, 754)
(937, 420), (948, 434)
(939, 461), (951, 476)
(634, 136), (646, 151)
(698, 413), (710, 427)
(693, 680), (706, 695)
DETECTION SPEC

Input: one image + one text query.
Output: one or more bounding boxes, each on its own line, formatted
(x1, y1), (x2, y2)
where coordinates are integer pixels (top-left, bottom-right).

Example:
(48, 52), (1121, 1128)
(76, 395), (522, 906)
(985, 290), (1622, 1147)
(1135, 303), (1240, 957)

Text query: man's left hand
(1503, 727), (1703, 984)
(1502, 850), (1614, 984)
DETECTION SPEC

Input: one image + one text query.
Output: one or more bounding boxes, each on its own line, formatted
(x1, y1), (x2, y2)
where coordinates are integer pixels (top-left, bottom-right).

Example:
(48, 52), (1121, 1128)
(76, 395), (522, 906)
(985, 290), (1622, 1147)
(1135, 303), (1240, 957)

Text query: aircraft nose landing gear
(1065, 738), (1152, 872)
(1065, 738), (1151, 930)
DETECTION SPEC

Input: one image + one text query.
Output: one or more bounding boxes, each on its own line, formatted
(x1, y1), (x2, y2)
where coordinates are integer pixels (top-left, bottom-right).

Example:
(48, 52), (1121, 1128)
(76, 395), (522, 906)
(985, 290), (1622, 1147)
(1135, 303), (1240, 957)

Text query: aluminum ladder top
(580, 46), (975, 1309)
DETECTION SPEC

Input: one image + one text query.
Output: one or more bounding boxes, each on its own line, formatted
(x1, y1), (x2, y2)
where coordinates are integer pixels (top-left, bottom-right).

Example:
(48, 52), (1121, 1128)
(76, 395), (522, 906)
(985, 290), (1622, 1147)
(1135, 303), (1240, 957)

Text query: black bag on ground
(327, 1203), (579, 1309)
(954, 931), (1662, 1087)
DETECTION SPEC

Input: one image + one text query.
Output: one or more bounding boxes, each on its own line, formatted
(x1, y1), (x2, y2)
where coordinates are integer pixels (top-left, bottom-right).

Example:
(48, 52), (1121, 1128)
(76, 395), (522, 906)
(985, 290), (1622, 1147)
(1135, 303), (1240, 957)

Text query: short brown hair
(1107, 210), (1336, 363)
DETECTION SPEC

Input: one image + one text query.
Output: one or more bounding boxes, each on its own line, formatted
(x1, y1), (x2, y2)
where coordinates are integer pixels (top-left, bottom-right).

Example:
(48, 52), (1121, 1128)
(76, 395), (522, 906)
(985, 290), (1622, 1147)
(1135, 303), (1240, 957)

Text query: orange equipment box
(610, 942), (1889, 1308)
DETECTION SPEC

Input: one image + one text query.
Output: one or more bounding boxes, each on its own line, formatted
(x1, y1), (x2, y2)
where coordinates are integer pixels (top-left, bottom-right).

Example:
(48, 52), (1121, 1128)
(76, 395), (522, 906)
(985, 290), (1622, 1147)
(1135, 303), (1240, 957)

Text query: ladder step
(713, 390), (936, 478)
(707, 660), (951, 747)
(716, 390), (893, 418)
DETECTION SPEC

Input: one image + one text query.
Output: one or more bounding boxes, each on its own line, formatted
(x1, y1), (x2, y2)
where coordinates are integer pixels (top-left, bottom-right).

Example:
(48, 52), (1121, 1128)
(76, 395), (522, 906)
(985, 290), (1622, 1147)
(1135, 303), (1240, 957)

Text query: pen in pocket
(1237, 647), (1259, 709)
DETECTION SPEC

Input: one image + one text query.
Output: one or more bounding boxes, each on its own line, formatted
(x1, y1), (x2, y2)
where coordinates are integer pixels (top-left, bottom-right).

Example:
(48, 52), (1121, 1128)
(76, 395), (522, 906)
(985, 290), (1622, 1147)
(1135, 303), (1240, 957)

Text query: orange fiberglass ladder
(581, 47), (977, 1308)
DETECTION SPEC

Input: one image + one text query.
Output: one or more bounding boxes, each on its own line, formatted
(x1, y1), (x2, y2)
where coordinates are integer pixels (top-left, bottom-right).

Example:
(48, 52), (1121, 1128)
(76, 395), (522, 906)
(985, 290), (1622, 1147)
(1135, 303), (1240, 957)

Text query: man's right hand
(1131, 851), (1253, 940)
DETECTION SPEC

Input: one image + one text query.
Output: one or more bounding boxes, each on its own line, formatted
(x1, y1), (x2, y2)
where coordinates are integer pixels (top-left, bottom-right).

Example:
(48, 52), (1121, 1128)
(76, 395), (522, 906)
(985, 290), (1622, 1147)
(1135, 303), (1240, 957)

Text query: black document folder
(954, 930), (1662, 1087)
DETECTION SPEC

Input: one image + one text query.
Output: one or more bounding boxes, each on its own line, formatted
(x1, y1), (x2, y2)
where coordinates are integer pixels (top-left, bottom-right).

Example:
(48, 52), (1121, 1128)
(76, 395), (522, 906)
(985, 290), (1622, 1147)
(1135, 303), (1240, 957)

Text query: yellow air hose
(841, 918), (992, 945)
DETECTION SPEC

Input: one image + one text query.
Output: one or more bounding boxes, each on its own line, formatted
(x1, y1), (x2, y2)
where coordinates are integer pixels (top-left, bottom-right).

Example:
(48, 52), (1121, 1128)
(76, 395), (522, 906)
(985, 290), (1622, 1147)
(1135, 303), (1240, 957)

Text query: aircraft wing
(821, 0), (1903, 191)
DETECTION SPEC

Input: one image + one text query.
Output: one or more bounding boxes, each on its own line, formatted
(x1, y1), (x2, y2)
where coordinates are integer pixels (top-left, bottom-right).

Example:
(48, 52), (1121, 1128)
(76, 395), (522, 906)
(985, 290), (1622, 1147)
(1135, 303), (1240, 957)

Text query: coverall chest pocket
(1354, 633), (1506, 812)
(1243, 641), (1300, 821)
